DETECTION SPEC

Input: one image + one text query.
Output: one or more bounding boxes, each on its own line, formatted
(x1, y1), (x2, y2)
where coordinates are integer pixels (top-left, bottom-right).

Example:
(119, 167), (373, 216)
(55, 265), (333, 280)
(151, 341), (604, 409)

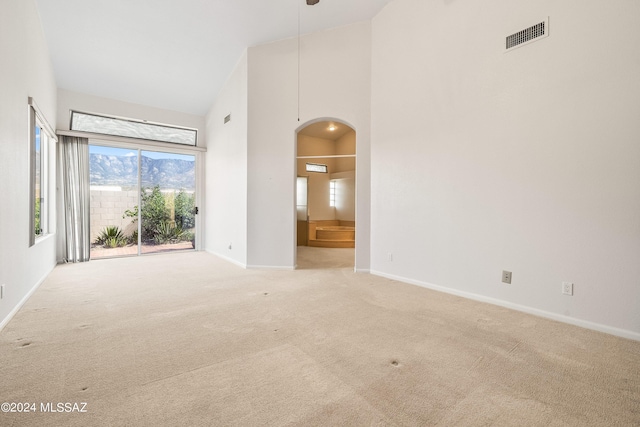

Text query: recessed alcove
(296, 121), (356, 260)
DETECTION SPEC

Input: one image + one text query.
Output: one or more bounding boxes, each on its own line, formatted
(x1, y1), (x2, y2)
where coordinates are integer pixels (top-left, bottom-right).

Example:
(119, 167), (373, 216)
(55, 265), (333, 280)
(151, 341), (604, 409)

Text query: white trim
(28, 97), (58, 142)
(57, 130), (206, 153)
(194, 151), (205, 252)
(70, 109), (198, 132)
(355, 268), (370, 274)
(33, 233), (55, 246)
(297, 155), (356, 159)
(70, 110), (198, 146)
(29, 104), (56, 246)
(205, 249), (247, 269)
(370, 270), (640, 342)
(0, 267), (53, 332)
(247, 265), (296, 271)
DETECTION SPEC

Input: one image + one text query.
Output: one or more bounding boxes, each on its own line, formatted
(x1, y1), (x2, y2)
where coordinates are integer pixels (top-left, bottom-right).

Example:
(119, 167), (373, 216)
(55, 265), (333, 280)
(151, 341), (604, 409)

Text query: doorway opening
(295, 120), (356, 269)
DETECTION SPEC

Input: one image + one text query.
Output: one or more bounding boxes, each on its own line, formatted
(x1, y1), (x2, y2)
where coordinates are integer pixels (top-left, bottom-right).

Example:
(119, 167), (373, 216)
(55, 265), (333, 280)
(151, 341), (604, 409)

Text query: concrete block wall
(90, 189), (138, 242)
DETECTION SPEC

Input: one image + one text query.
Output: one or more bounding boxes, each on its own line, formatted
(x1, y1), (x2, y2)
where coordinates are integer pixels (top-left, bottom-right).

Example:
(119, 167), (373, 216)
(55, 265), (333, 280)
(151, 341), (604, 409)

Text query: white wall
(0, 0), (58, 329)
(306, 173), (333, 221)
(204, 52), (248, 267)
(335, 130), (356, 173)
(247, 22), (372, 270)
(334, 131), (356, 222)
(57, 89), (206, 146)
(56, 89), (207, 261)
(371, 0), (640, 338)
(334, 174), (356, 222)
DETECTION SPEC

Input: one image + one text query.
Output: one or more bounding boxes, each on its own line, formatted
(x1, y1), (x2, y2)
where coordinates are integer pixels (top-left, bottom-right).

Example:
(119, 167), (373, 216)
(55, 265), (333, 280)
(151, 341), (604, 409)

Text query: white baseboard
(247, 265), (295, 271)
(205, 249), (247, 269)
(204, 249), (295, 271)
(370, 270), (640, 342)
(355, 268), (370, 273)
(0, 268), (53, 332)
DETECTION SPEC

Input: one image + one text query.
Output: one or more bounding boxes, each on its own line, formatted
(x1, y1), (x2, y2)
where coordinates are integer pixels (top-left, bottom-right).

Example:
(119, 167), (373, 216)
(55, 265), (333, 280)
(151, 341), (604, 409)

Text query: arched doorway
(295, 119), (356, 269)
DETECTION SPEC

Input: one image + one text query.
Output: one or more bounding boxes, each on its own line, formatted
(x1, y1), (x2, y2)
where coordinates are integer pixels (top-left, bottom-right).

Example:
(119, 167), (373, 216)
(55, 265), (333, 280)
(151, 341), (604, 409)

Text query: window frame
(329, 180), (336, 207)
(86, 138), (204, 254)
(70, 110), (198, 147)
(29, 97), (57, 246)
(306, 163), (328, 173)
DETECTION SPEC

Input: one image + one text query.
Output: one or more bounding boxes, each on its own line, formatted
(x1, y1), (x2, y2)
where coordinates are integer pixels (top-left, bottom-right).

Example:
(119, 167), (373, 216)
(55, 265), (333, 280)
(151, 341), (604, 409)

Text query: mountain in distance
(90, 153), (195, 190)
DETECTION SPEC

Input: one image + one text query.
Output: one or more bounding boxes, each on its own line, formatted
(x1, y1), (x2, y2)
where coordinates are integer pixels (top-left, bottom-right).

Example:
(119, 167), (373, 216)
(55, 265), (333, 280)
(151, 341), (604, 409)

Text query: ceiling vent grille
(506, 18), (549, 51)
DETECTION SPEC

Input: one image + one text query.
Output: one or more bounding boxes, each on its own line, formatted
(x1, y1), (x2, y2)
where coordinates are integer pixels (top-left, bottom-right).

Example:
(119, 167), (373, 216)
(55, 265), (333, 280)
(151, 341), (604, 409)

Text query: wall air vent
(506, 17), (549, 52)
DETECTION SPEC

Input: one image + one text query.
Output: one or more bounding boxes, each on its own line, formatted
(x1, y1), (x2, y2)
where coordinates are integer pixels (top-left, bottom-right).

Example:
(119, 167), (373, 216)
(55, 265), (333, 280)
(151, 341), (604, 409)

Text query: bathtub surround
(308, 220), (356, 248)
(0, 250), (638, 425)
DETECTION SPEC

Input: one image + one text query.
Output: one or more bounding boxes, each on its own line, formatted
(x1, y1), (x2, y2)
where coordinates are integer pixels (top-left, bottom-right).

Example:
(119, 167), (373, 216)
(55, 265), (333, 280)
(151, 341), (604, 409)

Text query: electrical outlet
(387, 252), (393, 262)
(0, 284), (4, 300)
(562, 282), (573, 296)
(502, 271), (512, 284)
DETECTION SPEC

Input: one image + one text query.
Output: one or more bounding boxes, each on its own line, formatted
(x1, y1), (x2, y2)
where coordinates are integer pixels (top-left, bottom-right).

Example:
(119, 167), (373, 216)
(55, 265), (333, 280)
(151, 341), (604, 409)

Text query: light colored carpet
(0, 248), (638, 426)
(296, 246), (355, 270)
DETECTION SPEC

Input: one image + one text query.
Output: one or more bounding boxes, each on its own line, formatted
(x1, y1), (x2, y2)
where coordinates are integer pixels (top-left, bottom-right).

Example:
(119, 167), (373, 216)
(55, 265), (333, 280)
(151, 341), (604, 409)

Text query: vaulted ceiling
(35, 0), (394, 116)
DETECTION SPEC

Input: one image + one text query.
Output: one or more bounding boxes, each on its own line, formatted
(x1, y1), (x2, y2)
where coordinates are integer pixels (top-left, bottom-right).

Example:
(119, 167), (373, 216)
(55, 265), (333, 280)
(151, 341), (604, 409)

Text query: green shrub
(122, 185), (195, 244)
(141, 186), (170, 241)
(127, 229), (138, 245)
(35, 197), (41, 235)
(123, 185), (170, 242)
(175, 190), (195, 230)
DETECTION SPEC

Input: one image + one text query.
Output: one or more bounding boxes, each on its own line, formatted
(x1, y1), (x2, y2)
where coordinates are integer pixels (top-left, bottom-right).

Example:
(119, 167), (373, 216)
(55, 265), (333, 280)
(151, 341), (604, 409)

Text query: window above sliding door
(70, 111), (198, 146)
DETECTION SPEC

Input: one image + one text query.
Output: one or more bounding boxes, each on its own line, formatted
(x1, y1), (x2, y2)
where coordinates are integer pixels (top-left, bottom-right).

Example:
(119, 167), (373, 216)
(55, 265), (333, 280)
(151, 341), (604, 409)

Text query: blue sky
(89, 145), (194, 162)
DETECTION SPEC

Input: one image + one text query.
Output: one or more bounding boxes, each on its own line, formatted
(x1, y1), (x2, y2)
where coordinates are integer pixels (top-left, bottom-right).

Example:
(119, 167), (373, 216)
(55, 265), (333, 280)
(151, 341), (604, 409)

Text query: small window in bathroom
(329, 180), (336, 207)
(306, 163), (327, 173)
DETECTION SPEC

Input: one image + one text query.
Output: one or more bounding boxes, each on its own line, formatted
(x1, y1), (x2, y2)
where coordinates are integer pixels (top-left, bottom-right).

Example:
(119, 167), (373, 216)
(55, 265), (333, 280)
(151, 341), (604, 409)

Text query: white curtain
(58, 136), (90, 262)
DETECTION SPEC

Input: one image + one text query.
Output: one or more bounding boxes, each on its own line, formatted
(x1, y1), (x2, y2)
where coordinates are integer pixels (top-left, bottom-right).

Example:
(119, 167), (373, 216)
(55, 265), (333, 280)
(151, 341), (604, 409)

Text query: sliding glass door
(89, 146), (140, 258)
(140, 150), (196, 254)
(89, 145), (196, 258)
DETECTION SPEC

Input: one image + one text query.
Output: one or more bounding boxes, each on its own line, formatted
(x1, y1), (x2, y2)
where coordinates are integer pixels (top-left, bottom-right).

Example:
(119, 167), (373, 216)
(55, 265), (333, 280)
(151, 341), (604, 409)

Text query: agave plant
(153, 221), (184, 244)
(95, 226), (127, 248)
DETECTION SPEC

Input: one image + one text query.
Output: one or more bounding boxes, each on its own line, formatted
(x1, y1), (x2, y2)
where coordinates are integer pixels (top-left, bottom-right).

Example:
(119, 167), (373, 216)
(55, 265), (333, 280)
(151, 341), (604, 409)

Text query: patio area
(90, 241), (194, 259)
